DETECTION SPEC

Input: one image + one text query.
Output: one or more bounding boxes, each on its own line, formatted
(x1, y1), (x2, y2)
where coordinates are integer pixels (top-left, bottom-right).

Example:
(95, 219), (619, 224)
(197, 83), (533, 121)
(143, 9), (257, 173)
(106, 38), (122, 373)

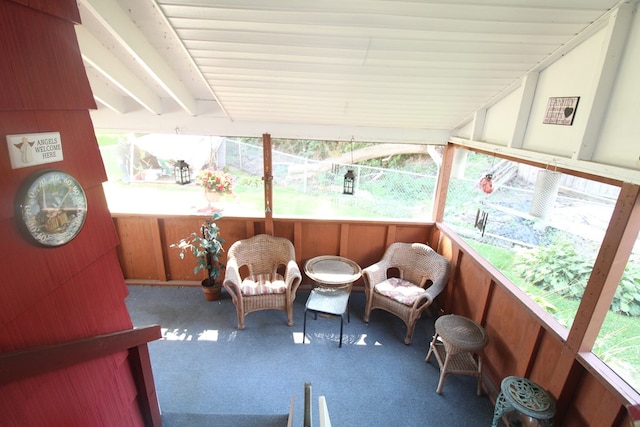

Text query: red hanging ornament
(479, 173), (493, 194)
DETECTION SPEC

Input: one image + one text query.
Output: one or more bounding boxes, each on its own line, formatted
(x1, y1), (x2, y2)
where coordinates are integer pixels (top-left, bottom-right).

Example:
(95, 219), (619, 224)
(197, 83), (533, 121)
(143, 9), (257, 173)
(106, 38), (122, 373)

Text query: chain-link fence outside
(225, 139), (438, 220)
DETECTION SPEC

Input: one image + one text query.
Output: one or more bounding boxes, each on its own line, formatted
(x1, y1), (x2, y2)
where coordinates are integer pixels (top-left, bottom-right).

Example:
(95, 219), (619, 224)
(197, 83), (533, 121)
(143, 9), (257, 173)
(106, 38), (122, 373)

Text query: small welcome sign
(6, 132), (64, 169)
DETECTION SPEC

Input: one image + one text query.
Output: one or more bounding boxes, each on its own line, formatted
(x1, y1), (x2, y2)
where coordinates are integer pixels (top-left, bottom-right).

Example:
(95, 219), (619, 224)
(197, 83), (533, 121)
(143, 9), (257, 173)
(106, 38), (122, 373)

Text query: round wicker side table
(491, 376), (556, 427)
(425, 314), (488, 395)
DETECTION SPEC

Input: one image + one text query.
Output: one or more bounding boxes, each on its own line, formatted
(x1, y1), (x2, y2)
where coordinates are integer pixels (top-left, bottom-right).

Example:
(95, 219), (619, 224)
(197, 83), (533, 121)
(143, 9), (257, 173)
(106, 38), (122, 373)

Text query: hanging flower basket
(205, 190), (221, 203)
(196, 169), (233, 195)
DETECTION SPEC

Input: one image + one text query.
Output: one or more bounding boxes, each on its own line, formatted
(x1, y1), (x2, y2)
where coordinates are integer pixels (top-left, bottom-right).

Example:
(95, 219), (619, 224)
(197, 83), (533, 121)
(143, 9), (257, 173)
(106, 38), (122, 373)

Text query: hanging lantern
(342, 136), (356, 195)
(174, 160), (190, 185)
(343, 169), (355, 195)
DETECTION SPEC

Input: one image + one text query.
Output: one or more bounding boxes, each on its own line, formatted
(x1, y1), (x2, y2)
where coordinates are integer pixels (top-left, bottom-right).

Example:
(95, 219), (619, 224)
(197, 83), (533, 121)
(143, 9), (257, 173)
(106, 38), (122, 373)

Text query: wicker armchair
(223, 234), (302, 329)
(363, 242), (450, 344)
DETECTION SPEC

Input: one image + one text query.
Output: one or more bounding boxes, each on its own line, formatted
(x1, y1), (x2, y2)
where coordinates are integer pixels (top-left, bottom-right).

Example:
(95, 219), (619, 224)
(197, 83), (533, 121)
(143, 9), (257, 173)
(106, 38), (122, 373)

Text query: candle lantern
(343, 169), (355, 195)
(175, 160), (190, 185)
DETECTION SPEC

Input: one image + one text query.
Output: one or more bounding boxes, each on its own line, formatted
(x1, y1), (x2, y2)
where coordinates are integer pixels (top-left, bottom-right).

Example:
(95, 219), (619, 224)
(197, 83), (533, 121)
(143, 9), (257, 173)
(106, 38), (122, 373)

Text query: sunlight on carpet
(160, 328), (223, 341)
(292, 331), (382, 345)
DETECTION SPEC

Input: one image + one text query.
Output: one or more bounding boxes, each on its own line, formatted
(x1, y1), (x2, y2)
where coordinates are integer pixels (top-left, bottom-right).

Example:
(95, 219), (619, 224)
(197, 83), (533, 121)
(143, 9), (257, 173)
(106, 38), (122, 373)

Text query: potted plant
(171, 212), (225, 301)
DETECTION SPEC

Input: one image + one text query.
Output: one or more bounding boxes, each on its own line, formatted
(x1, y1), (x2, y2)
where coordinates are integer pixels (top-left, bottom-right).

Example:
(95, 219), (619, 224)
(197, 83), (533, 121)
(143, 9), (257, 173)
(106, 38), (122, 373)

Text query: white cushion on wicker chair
(240, 273), (286, 295)
(374, 277), (425, 306)
(363, 242), (450, 345)
(223, 234), (302, 329)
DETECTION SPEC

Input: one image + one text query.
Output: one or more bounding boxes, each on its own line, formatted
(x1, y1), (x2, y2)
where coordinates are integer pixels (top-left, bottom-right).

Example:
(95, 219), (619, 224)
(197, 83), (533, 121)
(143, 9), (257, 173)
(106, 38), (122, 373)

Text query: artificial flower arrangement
(196, 168), (233, 194)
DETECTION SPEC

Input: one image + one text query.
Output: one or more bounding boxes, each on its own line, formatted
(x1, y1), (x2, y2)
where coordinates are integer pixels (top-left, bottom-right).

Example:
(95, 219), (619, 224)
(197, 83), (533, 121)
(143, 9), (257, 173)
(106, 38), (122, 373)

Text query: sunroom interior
(2, 1), (640, 426)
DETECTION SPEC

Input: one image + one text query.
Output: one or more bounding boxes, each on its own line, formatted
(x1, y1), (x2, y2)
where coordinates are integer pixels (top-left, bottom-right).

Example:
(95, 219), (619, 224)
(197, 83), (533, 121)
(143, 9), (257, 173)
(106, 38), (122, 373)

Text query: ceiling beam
(85, 72), (128, 114)
(509, 72), (539, 149)
(450, 136), (640, 185)
(89, 105), (450, 144)
(79, 0), (198, 116)
(470, 109), (487, 141)
(76, 26), (162, 114)
(573, 1), (635, 161)
(149, 0), (232, 121)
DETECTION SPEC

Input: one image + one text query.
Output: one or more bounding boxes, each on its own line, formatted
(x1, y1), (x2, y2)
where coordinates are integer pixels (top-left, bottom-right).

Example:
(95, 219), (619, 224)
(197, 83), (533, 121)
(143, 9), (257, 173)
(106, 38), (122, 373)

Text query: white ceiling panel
(77, 0), (624, 138)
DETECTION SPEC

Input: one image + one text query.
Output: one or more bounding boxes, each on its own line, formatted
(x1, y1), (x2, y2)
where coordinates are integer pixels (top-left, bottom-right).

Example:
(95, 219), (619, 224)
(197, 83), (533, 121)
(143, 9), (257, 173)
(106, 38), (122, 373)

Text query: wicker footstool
(425, 314), (488, 395)
(491, 376), (556, 427)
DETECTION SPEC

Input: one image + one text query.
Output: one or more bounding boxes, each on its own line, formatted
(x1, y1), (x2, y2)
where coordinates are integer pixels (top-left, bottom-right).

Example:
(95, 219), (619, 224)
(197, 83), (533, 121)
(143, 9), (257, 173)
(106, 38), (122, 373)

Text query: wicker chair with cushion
(363, 242), (451, 344)
(223, 234), (302, 329)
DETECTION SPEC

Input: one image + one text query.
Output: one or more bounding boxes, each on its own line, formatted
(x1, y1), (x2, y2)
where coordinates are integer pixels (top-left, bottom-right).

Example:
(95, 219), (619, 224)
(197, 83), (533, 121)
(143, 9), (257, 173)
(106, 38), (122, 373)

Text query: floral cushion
(374, 277), (425, 306)
(240, 273), (287, 295)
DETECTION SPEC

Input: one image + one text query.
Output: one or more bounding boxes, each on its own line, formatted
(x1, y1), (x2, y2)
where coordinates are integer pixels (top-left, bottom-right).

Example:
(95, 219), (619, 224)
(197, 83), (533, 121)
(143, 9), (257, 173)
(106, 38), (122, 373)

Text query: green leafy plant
(610, 265), (640, 316)
(513, 237), (592, 300)
(171, 213), (225, 287)
(514, 238), (640, 316)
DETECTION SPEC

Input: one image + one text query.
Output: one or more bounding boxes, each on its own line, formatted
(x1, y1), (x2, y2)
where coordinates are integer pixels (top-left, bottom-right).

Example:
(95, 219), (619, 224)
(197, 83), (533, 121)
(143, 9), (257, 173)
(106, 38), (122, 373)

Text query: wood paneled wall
(0, 1), (153, 425)
(114, 214), (436, 291)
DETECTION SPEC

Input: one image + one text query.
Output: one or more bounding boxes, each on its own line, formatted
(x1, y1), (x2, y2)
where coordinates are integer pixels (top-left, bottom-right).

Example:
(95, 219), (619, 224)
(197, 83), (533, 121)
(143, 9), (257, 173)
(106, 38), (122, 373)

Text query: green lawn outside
(467, 240), (640, 392)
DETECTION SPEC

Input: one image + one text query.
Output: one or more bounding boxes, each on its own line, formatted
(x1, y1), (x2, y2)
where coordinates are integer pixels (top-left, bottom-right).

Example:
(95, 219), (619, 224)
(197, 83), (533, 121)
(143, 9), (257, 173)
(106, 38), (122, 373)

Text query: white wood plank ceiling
(77, 0), (624, 139)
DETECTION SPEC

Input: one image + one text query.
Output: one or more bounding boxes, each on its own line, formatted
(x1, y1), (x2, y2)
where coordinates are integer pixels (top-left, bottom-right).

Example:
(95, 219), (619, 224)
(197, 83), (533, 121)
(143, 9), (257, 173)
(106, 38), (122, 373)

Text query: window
(444, 149), (619, 330)
(269, 139), (439, 220)
(444, 148), (640, 393)
(98, 134), (441, 221)
(98, 134), (264, 216)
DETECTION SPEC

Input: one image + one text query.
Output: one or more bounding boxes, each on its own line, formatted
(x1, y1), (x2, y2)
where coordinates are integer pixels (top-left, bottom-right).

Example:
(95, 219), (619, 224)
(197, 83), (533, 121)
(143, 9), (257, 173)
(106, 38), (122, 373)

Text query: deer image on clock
(15, 169), (88, 247)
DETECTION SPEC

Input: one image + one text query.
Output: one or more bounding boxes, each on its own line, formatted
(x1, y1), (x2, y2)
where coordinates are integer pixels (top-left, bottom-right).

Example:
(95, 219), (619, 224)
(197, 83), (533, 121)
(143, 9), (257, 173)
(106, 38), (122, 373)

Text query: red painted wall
(0, 1), (143, 425)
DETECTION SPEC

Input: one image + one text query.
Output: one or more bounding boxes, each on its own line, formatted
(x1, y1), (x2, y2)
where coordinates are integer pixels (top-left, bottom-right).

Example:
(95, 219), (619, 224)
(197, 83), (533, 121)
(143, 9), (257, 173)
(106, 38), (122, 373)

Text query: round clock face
(16, 170), (88, 247)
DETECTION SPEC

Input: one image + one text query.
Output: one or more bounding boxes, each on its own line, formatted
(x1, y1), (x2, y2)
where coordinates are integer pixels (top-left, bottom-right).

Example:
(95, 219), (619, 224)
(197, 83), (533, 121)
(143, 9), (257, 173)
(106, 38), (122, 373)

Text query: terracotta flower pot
(201, 279), (222, 301)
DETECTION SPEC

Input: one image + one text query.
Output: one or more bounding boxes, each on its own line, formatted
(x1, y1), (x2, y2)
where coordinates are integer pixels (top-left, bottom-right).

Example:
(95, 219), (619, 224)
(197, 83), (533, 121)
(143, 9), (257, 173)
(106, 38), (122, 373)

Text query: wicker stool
(425, 314), (488, 395)
(491, 376), (556, 427)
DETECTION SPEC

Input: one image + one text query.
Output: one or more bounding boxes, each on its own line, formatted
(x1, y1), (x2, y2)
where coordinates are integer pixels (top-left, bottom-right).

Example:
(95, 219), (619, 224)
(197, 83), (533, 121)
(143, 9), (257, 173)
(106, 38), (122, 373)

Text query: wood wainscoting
(112, 214), (437, 292)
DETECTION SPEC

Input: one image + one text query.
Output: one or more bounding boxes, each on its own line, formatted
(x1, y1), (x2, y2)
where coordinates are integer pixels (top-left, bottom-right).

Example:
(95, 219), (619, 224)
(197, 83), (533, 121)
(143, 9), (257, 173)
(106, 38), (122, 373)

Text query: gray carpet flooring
(126, 285), (495, 426)
(160, 412), (290, 427)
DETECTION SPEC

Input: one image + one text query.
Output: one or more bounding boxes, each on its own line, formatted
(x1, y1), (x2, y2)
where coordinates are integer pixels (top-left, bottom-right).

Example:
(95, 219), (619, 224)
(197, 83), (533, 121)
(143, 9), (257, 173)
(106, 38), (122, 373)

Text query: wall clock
(15, 169), (88, 247)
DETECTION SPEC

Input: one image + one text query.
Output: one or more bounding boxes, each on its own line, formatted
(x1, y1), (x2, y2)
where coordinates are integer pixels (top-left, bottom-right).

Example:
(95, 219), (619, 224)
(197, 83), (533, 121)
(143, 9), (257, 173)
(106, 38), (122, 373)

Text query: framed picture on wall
(543, 96), (580, 125)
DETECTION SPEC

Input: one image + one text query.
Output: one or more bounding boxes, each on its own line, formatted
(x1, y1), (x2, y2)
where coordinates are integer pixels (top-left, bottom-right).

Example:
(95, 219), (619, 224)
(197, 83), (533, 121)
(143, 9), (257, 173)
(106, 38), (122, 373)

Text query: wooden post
(129, 344), (163, 427)
(432, 142), (455, 223)
(263, 133), (274, 235)
(150, 218), (167, 281)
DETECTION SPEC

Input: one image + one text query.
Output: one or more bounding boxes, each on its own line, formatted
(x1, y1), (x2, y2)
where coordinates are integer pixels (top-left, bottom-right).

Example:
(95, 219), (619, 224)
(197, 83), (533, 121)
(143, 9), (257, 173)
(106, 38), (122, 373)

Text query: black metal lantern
(175, 160), (190, 185)
(343, 169), (355, 195)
